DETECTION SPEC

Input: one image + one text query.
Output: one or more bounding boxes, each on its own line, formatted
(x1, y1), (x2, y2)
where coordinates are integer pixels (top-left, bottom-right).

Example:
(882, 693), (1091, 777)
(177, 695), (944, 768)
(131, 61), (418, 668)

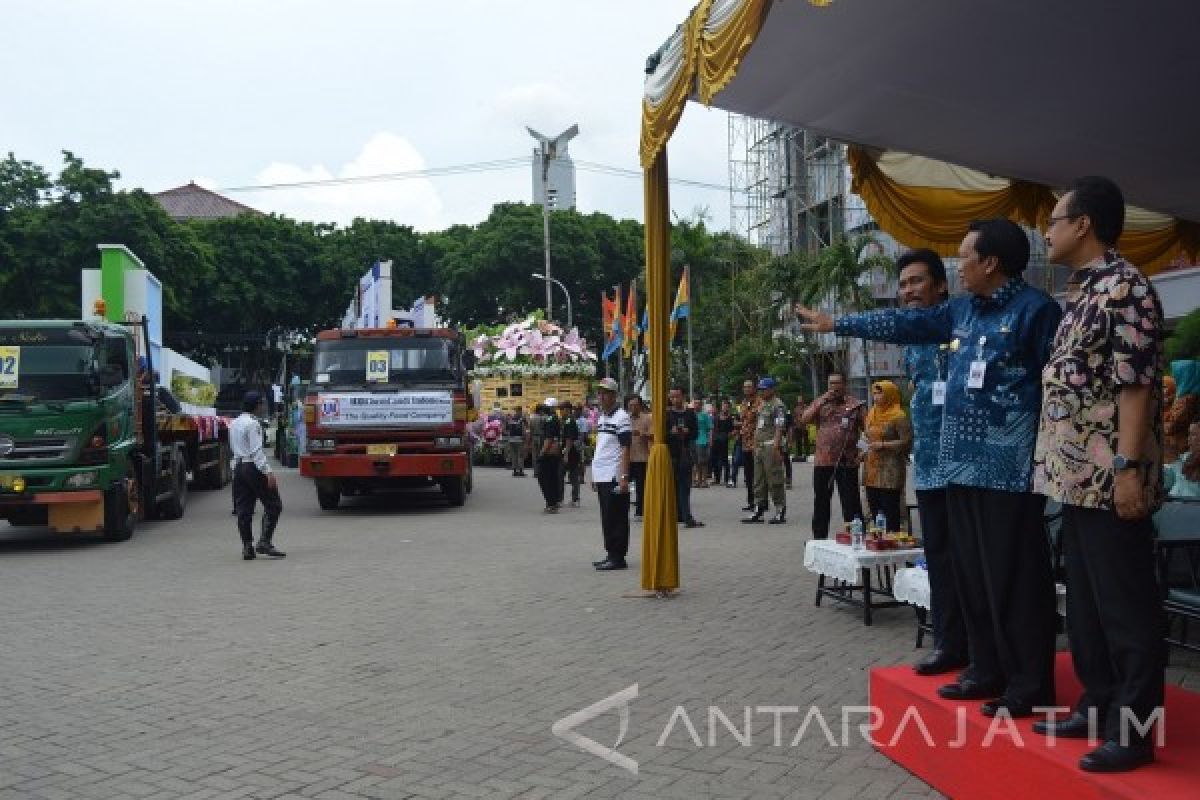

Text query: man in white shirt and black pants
(591, 378), (632, 571)
(231, 391), (285, 560)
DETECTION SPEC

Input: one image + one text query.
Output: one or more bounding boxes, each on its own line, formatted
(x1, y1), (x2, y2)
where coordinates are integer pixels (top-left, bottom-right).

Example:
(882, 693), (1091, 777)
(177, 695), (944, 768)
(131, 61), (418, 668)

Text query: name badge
(931, 381), (947, 406)
(757, 418), (765, 429)
(967, 360), (987, 390)
(840, 416), (849, 429)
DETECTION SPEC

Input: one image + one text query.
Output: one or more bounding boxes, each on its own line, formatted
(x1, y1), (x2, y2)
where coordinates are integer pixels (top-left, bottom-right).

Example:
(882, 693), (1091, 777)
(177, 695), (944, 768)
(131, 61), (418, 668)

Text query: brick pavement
(0, 462), (1195, 799)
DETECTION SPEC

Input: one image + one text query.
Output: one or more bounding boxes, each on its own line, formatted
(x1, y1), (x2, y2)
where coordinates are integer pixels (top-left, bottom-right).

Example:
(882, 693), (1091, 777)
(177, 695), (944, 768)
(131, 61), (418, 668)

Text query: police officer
(743, 377), (788, 524)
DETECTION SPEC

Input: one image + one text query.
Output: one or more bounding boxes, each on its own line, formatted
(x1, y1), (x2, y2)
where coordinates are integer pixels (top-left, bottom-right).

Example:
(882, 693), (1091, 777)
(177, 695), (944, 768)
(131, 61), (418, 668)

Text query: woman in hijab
(1165, 360), (1200, 464)
(863, 380), (912, 531)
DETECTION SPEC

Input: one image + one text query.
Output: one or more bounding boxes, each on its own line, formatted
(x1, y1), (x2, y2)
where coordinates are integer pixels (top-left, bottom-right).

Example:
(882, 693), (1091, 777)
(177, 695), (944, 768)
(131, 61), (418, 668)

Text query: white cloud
(239, 133), (445, 231)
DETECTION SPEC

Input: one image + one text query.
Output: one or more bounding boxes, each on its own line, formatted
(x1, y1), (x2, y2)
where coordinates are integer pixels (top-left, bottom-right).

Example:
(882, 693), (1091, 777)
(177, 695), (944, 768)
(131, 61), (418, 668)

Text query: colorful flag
(622, 281), (637, 357)
(601, 291), (616, 335)
(602, 286), (624, 359)
(669, 266), (690, 339)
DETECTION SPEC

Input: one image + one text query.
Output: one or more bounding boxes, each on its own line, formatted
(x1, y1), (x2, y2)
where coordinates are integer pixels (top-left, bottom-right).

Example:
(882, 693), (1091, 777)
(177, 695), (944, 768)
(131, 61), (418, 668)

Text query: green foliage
(1167, 307), (1200, 361)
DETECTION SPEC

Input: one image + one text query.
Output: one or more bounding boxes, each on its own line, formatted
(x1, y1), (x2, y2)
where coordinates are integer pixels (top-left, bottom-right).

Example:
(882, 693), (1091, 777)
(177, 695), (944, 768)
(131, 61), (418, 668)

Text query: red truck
(300, 326), (473, 509)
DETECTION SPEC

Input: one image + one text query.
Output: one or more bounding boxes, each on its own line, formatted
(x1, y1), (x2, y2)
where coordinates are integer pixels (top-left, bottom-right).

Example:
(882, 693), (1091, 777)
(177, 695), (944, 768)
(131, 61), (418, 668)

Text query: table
(803, 539), (924, 625)
(893, 566), (934, 647)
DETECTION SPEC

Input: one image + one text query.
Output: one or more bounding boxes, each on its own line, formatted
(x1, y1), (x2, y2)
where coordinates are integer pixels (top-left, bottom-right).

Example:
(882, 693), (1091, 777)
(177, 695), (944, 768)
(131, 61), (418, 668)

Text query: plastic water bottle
(851, 517), (864, 550)
(875, 510), (888, 533)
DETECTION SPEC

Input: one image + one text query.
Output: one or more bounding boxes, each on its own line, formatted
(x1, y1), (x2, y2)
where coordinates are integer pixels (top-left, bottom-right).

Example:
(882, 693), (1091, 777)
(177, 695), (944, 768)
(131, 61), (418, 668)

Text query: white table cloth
(803, 539), (924, 584)
(892, 567), (931, 610)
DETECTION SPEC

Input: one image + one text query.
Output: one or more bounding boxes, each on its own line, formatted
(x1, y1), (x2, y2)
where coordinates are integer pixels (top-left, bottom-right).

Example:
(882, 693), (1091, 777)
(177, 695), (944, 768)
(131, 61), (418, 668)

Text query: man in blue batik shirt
(799, 219), (1062, 719)
(893, 249), (970, 678)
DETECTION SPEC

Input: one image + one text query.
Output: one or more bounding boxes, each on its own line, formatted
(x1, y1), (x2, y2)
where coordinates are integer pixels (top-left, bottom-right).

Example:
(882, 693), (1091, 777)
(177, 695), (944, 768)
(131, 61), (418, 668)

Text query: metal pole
(686, 308), (695, 401)
(541, 144), (553, 322)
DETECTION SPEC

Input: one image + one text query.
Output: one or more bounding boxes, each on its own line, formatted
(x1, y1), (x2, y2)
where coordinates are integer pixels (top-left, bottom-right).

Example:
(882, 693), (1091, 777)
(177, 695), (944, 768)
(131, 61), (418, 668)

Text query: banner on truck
(317, 391), (453, 427)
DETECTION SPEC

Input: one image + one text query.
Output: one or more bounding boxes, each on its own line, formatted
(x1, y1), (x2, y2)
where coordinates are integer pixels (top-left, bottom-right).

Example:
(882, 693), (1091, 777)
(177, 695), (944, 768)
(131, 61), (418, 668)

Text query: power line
(217, 156), (739, 194)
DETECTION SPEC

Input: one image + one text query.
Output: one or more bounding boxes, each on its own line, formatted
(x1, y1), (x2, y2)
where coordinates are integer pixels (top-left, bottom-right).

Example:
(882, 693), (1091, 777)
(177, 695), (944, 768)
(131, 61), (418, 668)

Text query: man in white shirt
(231, 391), (285, 560)
(591, 378), (632, 571)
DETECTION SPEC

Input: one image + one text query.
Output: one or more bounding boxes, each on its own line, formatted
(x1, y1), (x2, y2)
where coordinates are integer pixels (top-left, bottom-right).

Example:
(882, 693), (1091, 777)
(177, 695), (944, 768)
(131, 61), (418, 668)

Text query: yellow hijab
(867, 380), (906, 430)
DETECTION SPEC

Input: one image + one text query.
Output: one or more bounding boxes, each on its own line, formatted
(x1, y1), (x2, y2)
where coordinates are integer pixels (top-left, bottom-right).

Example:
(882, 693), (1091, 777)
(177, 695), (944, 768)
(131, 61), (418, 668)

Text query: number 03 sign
(0, 346), (19, 389)
(365, 350), (389, 382)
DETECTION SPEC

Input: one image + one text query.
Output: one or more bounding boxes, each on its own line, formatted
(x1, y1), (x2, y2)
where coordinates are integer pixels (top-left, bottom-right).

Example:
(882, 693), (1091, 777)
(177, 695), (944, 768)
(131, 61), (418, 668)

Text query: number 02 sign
(0, 346), (19, 389)
(365, 350), (389, 382)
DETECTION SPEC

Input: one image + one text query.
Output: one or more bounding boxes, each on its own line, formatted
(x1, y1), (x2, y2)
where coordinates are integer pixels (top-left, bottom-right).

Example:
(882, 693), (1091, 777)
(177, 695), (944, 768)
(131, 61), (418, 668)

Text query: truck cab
(300, 327), (473, 509)
(0, 321), (142, 538)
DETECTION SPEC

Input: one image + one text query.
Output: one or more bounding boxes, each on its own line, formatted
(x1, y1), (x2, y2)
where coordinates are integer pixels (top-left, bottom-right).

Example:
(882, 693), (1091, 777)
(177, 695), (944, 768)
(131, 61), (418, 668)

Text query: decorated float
(467, 314), (597, 414)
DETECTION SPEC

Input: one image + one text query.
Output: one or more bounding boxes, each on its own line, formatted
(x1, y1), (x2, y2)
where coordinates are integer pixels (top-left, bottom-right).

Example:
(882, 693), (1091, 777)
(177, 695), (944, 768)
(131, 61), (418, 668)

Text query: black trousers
(916, 488), (967, 658)
(946, 485), (1056, 706)
(710, 439), (730, 485)
(562, 454), (582, 503)
(811, 466), (863, 539)
(865, 486), (903, 532)
(1061, 504), (1165, 743)
(743, 455), (755, 506)
(596, 480), (631, 562)
(630, 461), (647, 516)
(537, 455), (562, 507)
(233, 463), (282, 545)
(673, 457), (693, 522)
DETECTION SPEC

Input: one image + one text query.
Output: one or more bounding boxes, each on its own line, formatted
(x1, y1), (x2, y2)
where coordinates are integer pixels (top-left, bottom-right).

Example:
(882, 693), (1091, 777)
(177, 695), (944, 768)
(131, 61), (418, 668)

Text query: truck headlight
(65, 471), (97, 488)
(435, 436), (463, 448)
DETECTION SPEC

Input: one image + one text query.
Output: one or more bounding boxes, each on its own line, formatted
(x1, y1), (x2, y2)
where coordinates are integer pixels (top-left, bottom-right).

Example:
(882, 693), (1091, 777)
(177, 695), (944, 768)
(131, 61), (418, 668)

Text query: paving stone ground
(1, 461), (1196, 799)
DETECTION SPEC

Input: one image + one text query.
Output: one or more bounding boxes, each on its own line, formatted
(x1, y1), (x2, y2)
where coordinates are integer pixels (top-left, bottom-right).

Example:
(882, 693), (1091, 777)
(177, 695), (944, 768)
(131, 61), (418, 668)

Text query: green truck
(0, 317), (208, 541)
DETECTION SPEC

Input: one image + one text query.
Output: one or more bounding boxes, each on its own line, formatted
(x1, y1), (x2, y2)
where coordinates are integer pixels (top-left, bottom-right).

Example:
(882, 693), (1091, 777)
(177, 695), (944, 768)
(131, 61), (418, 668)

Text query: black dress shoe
(740, 503), (756, 512)
(914, 650), (969, 676)
(592, 556), (612, 566)
(594, 559), (628, 571)
(1079, 740), (1154, 773)
(937, 679), (1003, 701)
(981, 697), (1038, 718)
(1032, 711), (1099, 739)
(242, 544), (256, 560)
(255, 542), (286, 558)
(768, 508), (787, 524)
(742, 508), (765, 524)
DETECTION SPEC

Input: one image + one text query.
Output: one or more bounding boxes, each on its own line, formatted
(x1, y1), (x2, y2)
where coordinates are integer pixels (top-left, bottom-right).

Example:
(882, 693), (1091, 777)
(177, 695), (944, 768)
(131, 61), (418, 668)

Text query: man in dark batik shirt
(1032, 177), (1166, 774)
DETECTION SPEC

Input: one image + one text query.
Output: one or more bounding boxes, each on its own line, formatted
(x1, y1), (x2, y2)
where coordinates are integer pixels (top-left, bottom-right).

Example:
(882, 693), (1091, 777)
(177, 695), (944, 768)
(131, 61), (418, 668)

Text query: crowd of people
(473, 175), (1185, 775)
(798, 176), (1169, 774)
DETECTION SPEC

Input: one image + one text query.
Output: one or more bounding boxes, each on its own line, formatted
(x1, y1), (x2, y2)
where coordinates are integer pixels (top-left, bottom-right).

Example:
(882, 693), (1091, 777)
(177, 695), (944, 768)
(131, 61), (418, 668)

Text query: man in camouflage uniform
(743, 377), (789, 524)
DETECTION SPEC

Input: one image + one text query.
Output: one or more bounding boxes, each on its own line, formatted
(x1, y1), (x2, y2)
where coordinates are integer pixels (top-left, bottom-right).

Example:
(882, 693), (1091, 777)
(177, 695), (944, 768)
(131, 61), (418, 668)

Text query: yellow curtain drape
(697, 0), (770, 105)
(639, 0), (713, 170)
(848, 146), (1200, 274)
(847, 146), (1056, 254)
(640, 152), (679, 592)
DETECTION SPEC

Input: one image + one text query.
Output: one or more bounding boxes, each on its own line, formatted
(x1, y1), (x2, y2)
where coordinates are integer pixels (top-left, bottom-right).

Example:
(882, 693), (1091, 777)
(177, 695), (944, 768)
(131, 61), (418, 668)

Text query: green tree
(1167, 307), (1200, 362)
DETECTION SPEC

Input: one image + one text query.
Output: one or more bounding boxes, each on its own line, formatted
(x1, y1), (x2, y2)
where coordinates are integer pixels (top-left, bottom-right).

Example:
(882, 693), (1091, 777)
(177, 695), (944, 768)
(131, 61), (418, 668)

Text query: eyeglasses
(1045, 213), (1082, 228)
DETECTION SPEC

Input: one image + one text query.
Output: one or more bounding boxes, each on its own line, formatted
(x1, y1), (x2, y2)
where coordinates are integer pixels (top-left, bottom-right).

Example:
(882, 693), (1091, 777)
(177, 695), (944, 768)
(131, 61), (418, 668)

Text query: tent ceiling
(708, 0), (1200, 221)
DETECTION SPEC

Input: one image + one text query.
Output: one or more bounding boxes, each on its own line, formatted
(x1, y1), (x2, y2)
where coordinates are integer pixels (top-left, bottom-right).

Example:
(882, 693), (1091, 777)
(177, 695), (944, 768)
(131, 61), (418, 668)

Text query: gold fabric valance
(848, 147), (1200, 274)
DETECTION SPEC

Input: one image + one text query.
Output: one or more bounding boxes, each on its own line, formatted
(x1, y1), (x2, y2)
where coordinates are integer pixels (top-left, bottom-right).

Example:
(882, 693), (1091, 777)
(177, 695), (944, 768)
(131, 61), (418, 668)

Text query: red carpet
(869, 652), (1200, 799)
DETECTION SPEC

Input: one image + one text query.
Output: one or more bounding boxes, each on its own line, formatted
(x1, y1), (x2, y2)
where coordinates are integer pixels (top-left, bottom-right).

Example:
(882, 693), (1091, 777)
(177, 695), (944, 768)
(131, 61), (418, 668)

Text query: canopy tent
(636, 0), (1200, 590)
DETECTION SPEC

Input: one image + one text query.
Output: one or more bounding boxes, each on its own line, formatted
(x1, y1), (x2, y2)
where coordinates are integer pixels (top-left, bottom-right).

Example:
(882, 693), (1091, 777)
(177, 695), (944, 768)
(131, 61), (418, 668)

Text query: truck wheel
(441, 476), (466, 507)
(202, 440), (231, 488)
(159, 447), (188, 520)
(316, 482), (341, 510)
(102, 477), (136, 542)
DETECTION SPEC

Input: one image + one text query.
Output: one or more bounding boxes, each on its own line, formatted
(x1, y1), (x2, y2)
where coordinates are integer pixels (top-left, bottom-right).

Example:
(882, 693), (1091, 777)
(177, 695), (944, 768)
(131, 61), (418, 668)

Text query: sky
(1, 0), (733, 232)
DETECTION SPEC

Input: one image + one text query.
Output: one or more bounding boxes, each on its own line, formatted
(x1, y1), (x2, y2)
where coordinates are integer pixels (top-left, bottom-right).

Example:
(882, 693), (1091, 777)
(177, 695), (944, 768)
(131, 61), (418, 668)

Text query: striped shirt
(592, 408), (632, 482)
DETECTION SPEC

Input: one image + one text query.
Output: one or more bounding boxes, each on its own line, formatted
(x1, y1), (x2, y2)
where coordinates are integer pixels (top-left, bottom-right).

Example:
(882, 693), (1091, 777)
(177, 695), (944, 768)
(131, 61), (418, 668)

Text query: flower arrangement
(467, 314), (597, 379)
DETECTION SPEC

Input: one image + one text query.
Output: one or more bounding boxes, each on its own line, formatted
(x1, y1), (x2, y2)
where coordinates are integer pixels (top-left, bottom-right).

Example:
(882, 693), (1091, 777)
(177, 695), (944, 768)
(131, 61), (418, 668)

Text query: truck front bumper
(300, 452), (468, 479)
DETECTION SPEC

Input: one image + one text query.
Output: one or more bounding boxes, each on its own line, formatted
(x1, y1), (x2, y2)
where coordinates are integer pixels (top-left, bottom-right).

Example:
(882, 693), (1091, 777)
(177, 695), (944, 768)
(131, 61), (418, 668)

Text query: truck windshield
(313, 338), (459, 386)
(0, 344), (95, 402)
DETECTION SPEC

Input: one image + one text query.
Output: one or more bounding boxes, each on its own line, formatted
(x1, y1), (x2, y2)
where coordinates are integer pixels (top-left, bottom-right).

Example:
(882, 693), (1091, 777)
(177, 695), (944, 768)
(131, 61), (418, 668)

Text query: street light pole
(531, 273), (572, 329)
(539, 142), (553, 321)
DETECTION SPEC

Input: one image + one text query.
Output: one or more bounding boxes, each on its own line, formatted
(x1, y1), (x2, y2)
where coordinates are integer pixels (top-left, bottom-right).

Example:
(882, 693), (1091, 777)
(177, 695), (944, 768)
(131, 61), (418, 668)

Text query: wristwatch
(1112, 454), (1143, 471)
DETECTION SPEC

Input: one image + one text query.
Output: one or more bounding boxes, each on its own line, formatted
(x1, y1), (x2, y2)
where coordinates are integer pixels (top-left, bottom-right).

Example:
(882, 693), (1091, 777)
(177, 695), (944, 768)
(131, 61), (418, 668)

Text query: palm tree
(772, 234), (895, 398)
